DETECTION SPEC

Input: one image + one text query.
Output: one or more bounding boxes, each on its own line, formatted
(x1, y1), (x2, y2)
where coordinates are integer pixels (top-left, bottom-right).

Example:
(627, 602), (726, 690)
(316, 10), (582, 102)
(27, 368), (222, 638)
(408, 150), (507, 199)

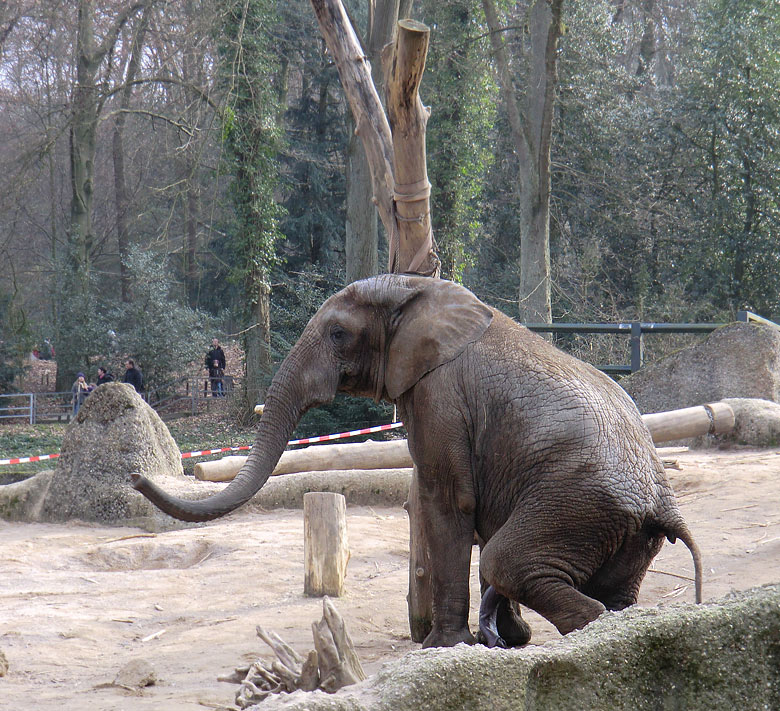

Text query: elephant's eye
(330, 325), (349, 346)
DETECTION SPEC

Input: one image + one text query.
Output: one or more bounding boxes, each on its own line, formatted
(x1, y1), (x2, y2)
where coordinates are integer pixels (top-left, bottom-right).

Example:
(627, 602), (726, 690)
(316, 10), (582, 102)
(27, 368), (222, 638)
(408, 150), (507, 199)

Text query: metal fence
(0, 374), (242, 424)
(524, 310), (778, 375)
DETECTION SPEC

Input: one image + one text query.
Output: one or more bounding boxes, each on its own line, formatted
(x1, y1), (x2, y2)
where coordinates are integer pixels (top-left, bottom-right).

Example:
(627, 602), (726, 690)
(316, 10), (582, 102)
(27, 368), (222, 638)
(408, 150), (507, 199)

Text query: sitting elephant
(132, 274), (702, 648)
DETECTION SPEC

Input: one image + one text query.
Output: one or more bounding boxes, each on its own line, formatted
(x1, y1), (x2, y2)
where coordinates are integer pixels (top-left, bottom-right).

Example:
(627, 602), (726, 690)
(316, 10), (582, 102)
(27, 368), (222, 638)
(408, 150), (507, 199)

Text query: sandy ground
(1, 446), (779, 710)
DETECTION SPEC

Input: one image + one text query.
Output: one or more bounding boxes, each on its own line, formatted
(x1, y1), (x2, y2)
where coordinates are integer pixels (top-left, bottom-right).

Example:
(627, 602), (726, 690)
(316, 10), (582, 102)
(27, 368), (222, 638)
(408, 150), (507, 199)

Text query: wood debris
(227, 597), (365, 708)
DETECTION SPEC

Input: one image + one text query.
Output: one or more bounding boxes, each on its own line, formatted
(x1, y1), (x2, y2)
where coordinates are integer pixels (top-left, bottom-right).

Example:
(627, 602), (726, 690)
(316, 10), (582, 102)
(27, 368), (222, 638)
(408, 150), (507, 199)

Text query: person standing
(123, 359), (144, 394)
(96, 366), (114, 386)
(205, 338), (226, 396)
(71, 373), (90, 416)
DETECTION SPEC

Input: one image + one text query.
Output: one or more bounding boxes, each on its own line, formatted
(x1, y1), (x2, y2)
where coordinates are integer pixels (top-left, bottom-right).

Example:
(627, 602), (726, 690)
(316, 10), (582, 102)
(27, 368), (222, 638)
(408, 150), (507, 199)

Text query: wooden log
(303, 493), (350, 597)
(196, 403), (736, 484)
(406, 469), (433, 643)
(386, 20), (439, 275)
(194, 439), (412, 482)
(643, 402), (735, 444)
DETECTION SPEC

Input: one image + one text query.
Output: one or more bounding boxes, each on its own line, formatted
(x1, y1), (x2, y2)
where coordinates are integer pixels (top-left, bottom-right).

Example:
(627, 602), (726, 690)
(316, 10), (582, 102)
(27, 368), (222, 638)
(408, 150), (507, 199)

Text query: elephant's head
(131, 274), (493, 522)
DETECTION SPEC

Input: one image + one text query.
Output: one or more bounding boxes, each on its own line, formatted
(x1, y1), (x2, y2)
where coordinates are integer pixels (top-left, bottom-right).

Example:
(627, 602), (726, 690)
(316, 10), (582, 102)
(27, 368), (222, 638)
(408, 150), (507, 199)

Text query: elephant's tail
(661, 518), (703, 604)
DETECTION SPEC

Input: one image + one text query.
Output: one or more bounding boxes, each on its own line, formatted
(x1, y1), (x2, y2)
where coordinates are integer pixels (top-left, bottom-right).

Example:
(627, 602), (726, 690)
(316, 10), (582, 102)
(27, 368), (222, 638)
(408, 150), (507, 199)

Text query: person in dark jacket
(122, 359), (144, 393)
(205, 338), (226, 396)
(96, 366), (114, 386)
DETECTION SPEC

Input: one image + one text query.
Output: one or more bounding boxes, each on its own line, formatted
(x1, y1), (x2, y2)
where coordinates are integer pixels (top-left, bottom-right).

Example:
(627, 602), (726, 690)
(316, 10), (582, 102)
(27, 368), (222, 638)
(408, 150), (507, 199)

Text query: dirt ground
(1, 446), (779, 711)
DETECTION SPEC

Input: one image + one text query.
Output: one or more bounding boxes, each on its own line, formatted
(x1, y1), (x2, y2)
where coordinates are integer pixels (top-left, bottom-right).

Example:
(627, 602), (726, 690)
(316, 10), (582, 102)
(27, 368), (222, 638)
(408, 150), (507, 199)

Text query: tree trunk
(345, 127), (379, 282)
(385, 20), (439, 276)
(482, 0), (561, 324)
(309, 0), (438, 641)
(244, 277), (272, 416)
(112, 4), (152, 304)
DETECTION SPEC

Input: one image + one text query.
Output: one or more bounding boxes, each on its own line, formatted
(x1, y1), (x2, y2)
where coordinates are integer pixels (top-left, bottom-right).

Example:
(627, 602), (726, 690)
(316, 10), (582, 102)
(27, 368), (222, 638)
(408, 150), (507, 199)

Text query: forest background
(0, 0), (778, 432)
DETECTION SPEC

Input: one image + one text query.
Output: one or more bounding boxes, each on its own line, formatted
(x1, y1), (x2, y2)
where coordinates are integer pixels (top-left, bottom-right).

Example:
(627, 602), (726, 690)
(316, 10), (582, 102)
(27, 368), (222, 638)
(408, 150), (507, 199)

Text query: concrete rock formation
(38, 383), (185, 526)
(252, 584), (780, 711)
(622, 322), (780, 414)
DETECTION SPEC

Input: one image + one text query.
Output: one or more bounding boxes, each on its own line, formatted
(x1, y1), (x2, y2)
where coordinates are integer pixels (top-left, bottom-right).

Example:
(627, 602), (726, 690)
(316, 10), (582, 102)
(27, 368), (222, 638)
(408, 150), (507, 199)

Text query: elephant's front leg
(418, 476), (477, 649)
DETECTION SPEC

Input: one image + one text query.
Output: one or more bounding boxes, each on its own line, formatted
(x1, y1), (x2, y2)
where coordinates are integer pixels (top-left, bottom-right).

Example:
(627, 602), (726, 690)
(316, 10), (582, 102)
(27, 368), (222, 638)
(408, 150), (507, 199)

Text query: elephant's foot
(421, 626), (476, 648)
(478, 586), (508, 649)
(495, 595), (532, 647)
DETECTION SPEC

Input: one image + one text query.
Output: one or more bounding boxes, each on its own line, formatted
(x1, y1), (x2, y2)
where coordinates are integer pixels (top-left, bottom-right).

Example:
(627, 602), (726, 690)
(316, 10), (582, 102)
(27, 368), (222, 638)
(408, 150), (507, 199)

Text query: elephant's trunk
(132, 354), (323, 522)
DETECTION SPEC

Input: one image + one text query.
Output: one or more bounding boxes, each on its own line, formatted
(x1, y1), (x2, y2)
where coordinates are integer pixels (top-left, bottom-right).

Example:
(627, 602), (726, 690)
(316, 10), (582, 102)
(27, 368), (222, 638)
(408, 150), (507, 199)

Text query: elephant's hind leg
(581, 526), (666, 611)
(479, 521), (606, 636)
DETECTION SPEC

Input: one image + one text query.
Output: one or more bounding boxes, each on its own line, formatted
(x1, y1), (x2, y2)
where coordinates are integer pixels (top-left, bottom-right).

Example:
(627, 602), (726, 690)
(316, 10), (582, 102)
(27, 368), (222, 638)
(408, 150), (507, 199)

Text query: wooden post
(386, 20), (439, 276)
(405, 473), (432, 643)
(303, 492), (350, 597)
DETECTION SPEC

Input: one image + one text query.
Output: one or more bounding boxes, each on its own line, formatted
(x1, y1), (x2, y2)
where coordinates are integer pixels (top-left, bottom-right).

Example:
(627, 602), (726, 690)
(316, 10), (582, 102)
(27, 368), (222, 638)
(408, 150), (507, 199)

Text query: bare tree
(482, 0), (563, 324)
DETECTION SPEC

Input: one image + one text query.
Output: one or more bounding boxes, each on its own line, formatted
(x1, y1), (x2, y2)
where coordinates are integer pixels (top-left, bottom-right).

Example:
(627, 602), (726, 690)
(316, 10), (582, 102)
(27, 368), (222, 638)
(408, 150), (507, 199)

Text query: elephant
(132, 274), (702, 649)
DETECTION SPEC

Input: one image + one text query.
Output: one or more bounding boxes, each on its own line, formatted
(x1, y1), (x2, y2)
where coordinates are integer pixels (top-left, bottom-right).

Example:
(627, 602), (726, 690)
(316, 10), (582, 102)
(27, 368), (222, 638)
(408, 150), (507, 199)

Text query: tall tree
(57, 1), (146, 388)
(344, 0), (414, 284)
(218, 0), (285, 414)
(111, 3), (154, 303)
(481, 0), (563, 323)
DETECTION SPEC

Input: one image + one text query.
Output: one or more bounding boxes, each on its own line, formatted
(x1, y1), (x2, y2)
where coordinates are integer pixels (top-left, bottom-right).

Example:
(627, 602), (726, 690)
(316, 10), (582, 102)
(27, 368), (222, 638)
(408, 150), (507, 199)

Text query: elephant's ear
(383, 277), (493, 400)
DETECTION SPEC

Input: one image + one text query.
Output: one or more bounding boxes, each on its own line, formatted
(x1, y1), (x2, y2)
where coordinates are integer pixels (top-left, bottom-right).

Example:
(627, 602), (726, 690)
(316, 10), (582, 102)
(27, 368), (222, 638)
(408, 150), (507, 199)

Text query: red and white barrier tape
(0, 452), (61, 466)
(0, 421), (405, 466)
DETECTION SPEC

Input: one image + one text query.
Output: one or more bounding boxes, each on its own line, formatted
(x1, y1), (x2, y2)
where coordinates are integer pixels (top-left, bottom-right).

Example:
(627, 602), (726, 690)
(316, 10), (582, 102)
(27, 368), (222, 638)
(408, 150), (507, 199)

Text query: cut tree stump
(304, 492), (350, 597)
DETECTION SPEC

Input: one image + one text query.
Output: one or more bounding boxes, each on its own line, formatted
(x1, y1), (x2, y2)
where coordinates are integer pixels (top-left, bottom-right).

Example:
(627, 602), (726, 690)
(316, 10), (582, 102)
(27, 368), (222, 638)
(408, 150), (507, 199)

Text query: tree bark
(385, 20), (439, 276)
(482, 0), (561, 324)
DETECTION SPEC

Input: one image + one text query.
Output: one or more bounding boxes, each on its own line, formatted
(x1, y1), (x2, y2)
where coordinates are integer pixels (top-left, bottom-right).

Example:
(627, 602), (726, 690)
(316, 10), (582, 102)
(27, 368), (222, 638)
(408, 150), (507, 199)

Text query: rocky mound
(37, 382), (185, 526)
(622, 322), (780, 414)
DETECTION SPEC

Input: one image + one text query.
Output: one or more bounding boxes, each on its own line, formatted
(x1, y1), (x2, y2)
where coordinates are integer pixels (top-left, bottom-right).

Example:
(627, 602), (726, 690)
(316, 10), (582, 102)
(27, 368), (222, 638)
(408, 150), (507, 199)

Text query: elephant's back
(467, 311), (664, 488)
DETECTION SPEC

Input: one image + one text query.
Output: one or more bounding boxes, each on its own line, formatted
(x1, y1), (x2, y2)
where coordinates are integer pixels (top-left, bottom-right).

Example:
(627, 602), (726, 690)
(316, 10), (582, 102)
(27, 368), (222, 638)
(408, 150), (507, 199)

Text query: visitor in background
(96, 366), (114, 386)
(205, 338), (226, 397)
(122, 359), (144, 394)
(71, 372), (90, 416)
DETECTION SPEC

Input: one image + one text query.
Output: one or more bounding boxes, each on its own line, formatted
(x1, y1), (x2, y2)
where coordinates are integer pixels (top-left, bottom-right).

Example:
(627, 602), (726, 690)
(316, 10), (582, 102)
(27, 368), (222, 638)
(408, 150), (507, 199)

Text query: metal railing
(147, 375), (241, 417)
(524, 310), (778, 375)
(0, 374), (242, 424)
(0, 391), (73, 424)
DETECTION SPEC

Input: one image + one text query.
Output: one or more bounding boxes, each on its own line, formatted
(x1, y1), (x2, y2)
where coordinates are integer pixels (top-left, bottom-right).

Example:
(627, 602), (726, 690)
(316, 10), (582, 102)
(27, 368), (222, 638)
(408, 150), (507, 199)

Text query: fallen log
(196, 402), (735, 482)
(644, 401), (735, 444)
(194, 440), (412, 482)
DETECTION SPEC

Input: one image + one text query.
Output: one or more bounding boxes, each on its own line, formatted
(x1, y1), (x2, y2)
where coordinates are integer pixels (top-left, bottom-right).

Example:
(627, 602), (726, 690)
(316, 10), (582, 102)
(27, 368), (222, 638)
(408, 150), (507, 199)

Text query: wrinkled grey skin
(132, 274), (702, 649)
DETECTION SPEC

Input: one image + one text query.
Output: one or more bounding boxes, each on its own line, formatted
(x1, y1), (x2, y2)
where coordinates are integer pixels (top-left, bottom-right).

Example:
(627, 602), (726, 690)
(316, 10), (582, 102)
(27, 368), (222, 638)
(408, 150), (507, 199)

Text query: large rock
(38, 383), (186, 526)
(622, 322), (780, 414)
(254, 584), (780, 711)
